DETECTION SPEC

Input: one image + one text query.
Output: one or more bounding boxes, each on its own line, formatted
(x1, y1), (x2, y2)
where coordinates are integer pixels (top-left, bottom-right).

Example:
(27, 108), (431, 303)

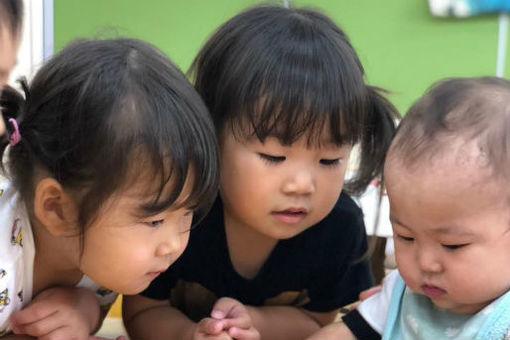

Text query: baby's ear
(33, 178), (80, 236)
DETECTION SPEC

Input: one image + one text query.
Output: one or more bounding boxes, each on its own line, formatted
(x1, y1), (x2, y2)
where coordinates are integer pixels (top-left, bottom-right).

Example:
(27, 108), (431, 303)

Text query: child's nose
(282, 169), (316, 195)
(417, 247), (442, 273)
(156, 227), (184, 257)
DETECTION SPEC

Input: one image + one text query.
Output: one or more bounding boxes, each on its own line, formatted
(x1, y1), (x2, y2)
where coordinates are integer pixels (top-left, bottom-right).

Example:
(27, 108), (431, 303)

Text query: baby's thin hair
(0, 0), (23, 36)
(390, 77), (510, 180)
(0, 38), (219, 235)
(190, 4), (399, 194)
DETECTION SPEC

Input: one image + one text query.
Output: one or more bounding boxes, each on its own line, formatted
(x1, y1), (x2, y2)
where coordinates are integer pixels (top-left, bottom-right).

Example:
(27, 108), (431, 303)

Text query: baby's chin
(430, 298), (489, 315)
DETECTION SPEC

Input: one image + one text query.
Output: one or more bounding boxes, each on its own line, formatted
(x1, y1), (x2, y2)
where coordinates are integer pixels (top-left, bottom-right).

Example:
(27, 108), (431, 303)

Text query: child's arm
(305, 321), (357, 340)
(9, 287), (100, 339)
(122, 294), (198, 340)
(244, 305), (338, 340)
(124, 294), (239, 340)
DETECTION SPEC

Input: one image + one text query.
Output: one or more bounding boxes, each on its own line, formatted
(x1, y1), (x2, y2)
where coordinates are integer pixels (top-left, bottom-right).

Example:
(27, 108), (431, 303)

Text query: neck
(223, 209), (278, 280)
(31, 217), (83, 296)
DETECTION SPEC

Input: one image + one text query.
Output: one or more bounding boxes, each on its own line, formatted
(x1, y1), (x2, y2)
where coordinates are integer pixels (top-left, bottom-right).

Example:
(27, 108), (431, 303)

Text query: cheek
(179, 231), (191, 255)
(316, 174), (344, 204)
(394, 247), (417, 287)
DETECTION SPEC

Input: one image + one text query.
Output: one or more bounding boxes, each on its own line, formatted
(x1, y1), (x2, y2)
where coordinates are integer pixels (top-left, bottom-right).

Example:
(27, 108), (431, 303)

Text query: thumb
(212, 297), (241, 319)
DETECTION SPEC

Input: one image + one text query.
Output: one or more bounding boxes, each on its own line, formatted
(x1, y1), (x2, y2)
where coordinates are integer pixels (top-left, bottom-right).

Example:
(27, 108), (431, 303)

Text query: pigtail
(347, 87), (399, 279)
(346, 86), (400, 195)
(0, 79), (28, 168)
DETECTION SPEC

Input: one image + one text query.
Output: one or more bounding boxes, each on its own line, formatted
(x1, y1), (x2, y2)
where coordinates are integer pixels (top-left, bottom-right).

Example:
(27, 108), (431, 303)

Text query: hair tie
(8, 118), (21, 146)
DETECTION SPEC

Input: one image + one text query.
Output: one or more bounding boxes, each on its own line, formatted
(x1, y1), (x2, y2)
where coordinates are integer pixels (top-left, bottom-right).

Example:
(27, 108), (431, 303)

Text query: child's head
(384, 77), (510, 314)
(191, 5), (398, 240)
(0, 38), (219, 294)
(0, 0), (23, 87)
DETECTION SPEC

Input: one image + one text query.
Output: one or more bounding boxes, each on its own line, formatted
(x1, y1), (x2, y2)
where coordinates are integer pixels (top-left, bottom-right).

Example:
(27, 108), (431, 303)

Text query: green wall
(54, 0), (506, 114)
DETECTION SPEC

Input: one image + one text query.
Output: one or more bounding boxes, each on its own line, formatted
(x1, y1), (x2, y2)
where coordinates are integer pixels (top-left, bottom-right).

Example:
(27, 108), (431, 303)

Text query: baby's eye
(258, 153), (285, 164)
(442, 243), (469, 250)
(146, 219), (164, 228)
(319, 158), (341, 166)
(397, 234), (414, 242)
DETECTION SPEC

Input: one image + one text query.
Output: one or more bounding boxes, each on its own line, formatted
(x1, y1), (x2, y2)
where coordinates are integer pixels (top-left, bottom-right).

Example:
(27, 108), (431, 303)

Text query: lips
(421, 284), (446, 298)
(271, 207), (308, 224)
(146, 271), (162, 279)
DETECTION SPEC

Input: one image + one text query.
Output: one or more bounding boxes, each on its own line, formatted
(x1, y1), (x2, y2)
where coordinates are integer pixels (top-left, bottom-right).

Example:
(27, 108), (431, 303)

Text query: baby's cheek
(399, 270), (418, 292)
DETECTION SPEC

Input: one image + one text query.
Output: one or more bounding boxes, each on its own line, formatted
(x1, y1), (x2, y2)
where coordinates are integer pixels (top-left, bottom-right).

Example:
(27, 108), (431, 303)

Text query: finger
(195, 330), (232, 340)
(38, 325), (86, 340)
(10, 302), (57, 327)
(206, 332), (232, 340)
(359, 286), (381, 301)
(228, 327), (260, 340)
(211, 297), (240, 319)
(13, 312), (63, 338)
(218, 305), (250, 330)
(197, 317), (225, 335)
(220, 314), (250, 331)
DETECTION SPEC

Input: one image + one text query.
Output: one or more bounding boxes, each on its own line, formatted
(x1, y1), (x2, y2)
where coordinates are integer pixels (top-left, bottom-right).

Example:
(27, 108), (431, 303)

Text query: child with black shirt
(123, 5), (399, 340)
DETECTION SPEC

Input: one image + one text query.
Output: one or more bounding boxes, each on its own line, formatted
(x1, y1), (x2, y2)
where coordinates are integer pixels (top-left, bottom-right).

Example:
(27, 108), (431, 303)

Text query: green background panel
(54, 0), (505, 114)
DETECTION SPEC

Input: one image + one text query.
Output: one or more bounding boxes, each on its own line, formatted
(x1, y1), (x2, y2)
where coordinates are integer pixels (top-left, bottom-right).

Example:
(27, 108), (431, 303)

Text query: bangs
(224, 44), (368, 146)
(101, 83), (218, 220)
(68, 39), (219, 228)
(192, 6), (369, 147)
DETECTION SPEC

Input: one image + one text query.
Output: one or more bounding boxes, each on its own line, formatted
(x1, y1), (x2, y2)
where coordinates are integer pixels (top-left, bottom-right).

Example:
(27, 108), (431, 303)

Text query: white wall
(8, 0), (49, 86)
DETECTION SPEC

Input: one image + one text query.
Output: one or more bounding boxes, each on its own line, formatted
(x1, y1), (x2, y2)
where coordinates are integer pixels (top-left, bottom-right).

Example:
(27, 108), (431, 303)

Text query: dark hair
(0, 0), (23, 36)
(190, 4), (399, 194)
(390, 77), (510, 180)
(0, 38), (219, 234)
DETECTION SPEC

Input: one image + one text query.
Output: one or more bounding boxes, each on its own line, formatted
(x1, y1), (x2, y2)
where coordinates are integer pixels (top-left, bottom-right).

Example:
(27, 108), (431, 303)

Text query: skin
(123, 131), (353, 340)
(386, 139), (510, 314)
(5, 166), (193, 340)
(306, 138), (510, 340)
(0, 23), (19, 87)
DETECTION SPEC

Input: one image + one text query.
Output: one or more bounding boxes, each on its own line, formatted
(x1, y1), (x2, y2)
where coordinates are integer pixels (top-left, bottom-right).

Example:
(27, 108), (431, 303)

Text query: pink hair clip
(8, 118), (21, 146)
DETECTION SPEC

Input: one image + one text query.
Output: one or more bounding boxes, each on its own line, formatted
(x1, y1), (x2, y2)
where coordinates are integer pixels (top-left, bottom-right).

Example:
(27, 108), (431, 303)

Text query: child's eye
(258, 153), (285, 164)
(442, 243), (469, 250)
(319, 158), (341, 166)
(146, 219), (164, 228)
(397, 234), (414, 242)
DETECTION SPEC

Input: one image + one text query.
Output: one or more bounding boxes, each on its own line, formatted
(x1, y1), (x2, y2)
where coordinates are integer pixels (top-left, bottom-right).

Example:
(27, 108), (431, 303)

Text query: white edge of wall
(9, 0), (52, 86)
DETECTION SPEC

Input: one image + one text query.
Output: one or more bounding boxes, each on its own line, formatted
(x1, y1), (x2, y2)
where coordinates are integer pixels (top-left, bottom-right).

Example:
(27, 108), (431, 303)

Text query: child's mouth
(421, 284), (446, 298)
(271, 209), (307, 224)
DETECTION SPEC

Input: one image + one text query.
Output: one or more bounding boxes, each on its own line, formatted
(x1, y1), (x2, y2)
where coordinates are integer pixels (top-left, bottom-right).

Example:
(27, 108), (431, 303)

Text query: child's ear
(33, 178), (80, 236)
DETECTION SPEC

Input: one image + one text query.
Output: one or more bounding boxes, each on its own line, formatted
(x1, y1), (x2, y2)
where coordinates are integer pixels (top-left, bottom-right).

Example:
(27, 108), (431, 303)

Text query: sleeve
(342, 310), (381, 340)
(303, 195), (375, 312)
(0, 228), (23, 335)
(354, 269), (399, 334)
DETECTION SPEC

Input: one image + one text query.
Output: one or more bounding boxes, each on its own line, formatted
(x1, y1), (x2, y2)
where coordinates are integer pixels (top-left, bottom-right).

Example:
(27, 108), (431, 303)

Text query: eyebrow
(389, 215), (476, 236)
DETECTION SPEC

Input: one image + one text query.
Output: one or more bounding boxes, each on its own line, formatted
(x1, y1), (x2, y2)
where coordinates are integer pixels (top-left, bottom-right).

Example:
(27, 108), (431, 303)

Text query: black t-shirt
(142, 192), (374, 322)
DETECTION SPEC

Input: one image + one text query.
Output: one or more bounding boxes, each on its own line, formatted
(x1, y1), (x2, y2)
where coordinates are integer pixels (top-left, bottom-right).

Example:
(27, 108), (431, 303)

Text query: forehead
(386, 137), (493, 182)
(386, 142), (510, 232)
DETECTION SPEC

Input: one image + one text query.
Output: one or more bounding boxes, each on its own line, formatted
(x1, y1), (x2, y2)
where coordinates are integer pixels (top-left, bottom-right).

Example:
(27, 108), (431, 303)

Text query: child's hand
(193, 317), (232, 340)
(9, 287), (100, 340)
(209, 297), (260, 340)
